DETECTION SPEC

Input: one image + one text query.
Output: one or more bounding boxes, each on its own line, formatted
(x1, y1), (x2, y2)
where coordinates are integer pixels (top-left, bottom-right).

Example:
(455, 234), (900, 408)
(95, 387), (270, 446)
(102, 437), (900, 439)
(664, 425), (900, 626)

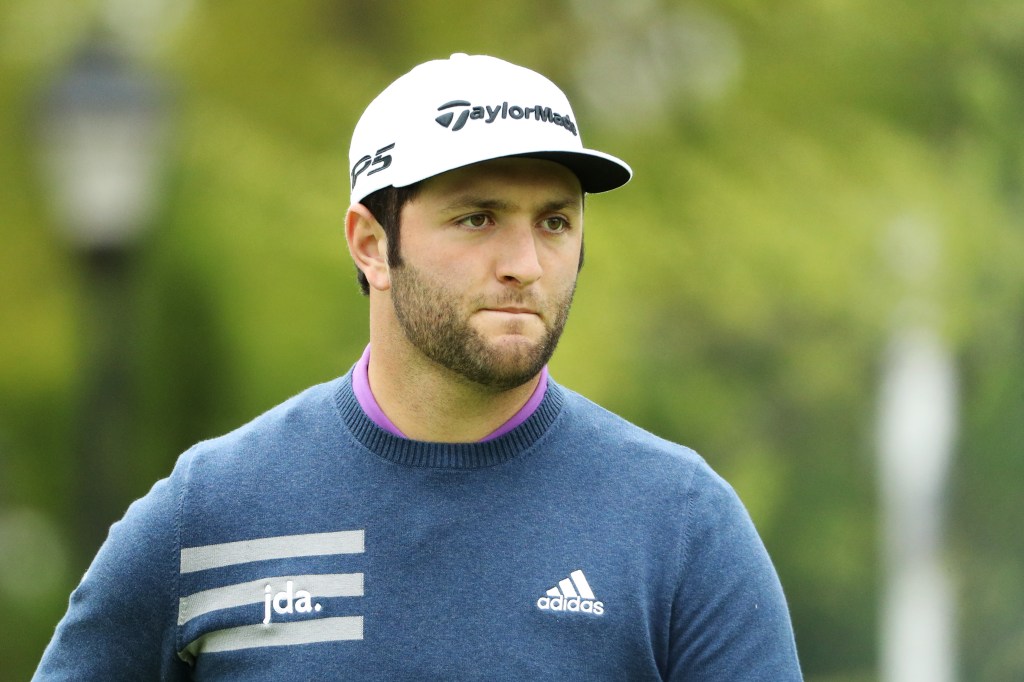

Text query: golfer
(36, 53), (801, 680)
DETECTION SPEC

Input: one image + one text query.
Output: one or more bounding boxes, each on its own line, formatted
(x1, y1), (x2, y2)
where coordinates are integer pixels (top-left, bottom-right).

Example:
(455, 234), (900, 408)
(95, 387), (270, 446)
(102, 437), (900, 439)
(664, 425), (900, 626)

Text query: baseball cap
(348, 53), (632, 205)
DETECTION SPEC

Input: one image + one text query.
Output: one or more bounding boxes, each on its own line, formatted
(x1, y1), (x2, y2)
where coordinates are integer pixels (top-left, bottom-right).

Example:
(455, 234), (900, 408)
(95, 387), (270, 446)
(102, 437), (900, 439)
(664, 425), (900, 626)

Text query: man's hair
(354, 182), (585, 296)
(355, 184), (422, 296)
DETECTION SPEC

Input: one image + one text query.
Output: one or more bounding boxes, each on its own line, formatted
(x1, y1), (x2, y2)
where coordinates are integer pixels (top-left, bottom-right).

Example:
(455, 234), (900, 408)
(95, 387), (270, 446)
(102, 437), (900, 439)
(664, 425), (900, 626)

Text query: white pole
(877, 217), (958, 682)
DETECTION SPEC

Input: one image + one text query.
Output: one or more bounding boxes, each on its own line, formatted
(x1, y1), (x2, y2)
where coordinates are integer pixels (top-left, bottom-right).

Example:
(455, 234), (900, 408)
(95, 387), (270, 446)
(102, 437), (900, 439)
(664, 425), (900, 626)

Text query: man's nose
(495, 222), (543, 286)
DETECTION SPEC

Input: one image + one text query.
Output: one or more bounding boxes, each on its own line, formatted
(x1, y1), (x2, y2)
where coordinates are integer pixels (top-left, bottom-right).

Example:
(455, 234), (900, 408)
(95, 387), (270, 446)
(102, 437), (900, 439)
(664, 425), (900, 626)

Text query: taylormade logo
(435, 100), (578, 136)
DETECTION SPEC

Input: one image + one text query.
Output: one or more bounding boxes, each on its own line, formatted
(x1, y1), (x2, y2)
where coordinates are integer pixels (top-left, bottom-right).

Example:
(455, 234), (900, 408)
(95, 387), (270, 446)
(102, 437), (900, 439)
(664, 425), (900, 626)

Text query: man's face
(387, 157), (584, 391)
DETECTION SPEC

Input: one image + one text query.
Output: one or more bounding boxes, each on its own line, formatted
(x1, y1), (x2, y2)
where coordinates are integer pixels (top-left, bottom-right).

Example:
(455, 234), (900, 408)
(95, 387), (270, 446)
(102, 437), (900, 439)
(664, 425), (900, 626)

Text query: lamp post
(38, 34), (168, 562)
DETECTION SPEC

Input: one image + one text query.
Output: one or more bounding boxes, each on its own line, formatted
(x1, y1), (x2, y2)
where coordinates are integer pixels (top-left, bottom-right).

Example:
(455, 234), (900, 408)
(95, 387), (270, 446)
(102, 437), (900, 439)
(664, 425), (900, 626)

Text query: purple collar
(351, 344), (548, 442)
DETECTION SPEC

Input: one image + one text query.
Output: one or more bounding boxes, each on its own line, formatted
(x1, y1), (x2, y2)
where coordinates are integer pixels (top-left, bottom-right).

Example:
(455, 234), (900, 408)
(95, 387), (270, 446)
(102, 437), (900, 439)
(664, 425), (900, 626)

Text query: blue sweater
(35, 374), (801, 680)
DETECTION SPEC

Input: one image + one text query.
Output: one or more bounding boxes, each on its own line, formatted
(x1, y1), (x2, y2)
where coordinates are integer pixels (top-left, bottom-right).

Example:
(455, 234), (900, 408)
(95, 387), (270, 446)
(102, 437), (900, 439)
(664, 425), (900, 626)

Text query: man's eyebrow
(537, 197), (584, 214)
(441, 197), (516, 213)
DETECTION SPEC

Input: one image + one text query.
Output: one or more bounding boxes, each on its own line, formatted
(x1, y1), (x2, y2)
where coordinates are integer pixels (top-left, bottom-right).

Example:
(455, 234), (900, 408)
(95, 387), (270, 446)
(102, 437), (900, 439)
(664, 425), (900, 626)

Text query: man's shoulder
(550, 383), (748, 537)
(553, 382), (706, 471)
(156, 375), (353, 541)
(181, 374), (349, 472)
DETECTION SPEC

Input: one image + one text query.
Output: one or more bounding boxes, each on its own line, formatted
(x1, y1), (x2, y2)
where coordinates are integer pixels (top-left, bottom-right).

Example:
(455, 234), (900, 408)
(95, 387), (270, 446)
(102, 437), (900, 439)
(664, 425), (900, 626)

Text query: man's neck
(367, 328), (543, 443)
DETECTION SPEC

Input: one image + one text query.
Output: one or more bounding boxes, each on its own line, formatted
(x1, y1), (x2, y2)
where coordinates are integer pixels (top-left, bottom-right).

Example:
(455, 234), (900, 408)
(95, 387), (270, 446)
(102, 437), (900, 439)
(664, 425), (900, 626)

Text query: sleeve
(667, 463), (803, 681)
(33, 464), (191, 681)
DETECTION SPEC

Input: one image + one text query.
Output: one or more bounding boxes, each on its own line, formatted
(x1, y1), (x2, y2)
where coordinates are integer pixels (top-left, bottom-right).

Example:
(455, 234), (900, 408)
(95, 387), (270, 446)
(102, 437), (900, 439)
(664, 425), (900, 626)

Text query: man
(36, 54), (802, 680)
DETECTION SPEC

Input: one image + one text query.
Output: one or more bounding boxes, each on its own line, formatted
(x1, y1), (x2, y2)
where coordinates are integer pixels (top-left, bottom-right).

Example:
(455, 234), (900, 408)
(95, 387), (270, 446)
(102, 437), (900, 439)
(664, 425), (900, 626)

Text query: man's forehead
(438, 196), (583, 216)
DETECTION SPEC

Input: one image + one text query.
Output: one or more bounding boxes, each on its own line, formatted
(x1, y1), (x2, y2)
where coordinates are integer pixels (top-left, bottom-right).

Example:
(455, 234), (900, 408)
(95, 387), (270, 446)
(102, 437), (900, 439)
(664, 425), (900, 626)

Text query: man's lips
(485, 307), (537, 315)
(478, 307), (543, 323)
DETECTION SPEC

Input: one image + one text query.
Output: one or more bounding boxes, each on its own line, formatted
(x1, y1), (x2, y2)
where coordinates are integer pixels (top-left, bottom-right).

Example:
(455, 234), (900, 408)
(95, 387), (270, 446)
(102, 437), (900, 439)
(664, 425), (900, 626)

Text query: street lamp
(37, 33), (169, 562)
(39, 34), (167, 254)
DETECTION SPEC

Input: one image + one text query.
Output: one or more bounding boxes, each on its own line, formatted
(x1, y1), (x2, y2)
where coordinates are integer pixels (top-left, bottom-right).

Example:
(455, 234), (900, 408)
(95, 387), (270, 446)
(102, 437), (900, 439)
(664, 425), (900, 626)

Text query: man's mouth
(486, 306), (537, 315)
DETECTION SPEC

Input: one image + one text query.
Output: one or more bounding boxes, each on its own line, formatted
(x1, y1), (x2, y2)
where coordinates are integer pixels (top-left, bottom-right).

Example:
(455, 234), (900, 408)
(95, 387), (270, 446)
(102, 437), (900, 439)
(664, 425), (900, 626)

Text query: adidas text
(537, 569), (604, 616)
(435, 100), (578, 136)
(536, 595), (605, 615)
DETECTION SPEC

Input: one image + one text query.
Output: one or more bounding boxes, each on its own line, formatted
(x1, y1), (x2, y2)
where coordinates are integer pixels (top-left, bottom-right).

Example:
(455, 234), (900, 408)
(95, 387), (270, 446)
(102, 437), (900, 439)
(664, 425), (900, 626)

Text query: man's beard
(389, 263), (575, 391)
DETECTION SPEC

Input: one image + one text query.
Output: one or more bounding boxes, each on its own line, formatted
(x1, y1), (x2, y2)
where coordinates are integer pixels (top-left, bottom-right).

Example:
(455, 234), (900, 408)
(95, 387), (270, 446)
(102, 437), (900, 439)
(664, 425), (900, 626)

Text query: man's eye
(542, 217), (569, 233)
(458, 214), (490, 228)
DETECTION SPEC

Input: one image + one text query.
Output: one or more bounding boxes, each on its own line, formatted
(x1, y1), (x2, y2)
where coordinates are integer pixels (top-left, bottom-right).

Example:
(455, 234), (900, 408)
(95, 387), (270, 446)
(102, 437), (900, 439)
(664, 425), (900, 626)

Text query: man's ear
(345, 203), (391, 291)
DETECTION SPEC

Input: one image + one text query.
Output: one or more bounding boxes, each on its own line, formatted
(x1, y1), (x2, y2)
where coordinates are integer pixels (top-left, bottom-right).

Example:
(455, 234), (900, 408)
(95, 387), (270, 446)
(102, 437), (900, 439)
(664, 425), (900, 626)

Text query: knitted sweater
(35, 373), (801, 680)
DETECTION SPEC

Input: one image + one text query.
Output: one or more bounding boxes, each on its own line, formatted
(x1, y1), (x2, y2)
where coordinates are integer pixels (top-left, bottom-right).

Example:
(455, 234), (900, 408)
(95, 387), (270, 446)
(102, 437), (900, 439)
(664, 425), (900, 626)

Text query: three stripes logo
(177, 529), (365, 662)
(536, 569), (604, 616)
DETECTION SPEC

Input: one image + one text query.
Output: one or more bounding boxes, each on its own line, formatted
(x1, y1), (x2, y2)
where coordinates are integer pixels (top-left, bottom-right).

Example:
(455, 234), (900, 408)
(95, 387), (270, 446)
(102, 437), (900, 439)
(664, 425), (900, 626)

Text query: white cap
(348, 53), (632, 205)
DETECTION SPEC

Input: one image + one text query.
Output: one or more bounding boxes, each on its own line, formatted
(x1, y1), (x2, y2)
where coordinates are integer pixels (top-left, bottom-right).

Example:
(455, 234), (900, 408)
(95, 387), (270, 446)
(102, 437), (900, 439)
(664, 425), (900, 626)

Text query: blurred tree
(1, 0), (1023, 680)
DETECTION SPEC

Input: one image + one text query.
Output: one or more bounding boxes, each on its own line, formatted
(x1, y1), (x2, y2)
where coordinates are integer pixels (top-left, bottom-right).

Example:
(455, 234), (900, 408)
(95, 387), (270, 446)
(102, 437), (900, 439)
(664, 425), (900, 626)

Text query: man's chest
(179, 517), (671, 680)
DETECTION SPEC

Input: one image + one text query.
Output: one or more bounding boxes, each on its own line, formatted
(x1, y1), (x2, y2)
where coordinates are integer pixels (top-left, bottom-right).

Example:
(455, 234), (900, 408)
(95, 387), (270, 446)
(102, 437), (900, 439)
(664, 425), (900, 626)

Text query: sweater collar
(334, 370), (565, 469)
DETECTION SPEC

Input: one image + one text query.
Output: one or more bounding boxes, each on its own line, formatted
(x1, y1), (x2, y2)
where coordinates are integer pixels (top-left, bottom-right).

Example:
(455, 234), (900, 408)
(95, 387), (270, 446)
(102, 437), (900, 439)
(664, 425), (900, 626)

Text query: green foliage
(1, 1), (1023, 679)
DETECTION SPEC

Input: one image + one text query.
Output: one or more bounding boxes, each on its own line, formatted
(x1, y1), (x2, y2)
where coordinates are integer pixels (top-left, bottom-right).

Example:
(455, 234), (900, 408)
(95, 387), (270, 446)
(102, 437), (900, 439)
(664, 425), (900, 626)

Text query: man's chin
(464, 338), (549, 390)
(469, 366), (543, 392)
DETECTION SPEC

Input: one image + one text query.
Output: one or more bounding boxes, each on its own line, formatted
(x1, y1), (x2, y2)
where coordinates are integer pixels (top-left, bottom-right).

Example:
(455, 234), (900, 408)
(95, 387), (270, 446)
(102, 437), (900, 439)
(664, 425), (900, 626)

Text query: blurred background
(1, 0), (1023, 679)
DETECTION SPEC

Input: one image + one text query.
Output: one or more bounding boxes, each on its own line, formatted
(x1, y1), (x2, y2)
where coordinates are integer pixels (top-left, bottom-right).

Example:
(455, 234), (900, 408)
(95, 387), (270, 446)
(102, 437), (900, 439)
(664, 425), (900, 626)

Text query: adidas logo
(536, 569), (604, 616)
(434, 100), (578, 136)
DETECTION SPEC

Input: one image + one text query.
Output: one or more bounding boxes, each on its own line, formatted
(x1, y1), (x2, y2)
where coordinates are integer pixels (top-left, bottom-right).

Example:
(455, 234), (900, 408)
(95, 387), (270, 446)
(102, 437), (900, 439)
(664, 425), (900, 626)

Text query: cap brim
(508, 149), (632, 194)
(383, 148), (633, 200)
